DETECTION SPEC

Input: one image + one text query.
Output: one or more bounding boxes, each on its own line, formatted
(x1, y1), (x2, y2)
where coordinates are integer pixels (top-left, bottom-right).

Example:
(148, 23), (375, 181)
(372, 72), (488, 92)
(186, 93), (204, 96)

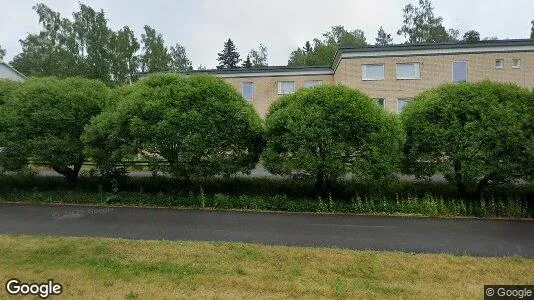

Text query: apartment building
(194, 39), (534, 117)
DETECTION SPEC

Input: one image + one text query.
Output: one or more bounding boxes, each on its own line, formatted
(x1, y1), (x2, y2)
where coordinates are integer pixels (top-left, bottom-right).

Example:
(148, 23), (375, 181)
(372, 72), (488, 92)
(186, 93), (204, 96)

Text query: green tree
(375, 26), (393, 45)
(242, 55), (252, 68)
(197, 64), (207, 70)
(140, 25), (171, 73)
(263, 85), (403, 196)
(531, 20), (534, 39)
(83, 74), (265, 179)
(217, 39), (241, 69)
(248, 43), (268, 67)
(73, 4), (113, 84)
(462, 30), (480, 43)
(11, 3), (80, 78)
(402, 81), (534, 196)
(288, 26), (367, 66)
(109, 26), (140, 85)
(304, 41), (313, 54)
(0, 46), (5, 60)
(397, 0), (458, 43)
(169, 43), (192, 72)
(0, 77), (108, 185)
(11, 3), (138, 85)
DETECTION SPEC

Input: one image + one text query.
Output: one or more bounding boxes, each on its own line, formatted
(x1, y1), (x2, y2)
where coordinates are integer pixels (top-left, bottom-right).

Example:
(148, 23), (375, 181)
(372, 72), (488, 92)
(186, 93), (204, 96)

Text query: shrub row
(0, 76), (533, 198)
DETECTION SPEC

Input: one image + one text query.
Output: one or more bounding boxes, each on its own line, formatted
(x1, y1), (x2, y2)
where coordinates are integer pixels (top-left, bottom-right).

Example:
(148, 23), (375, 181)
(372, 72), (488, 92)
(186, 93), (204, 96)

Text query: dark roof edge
(137, 39), (534, 77)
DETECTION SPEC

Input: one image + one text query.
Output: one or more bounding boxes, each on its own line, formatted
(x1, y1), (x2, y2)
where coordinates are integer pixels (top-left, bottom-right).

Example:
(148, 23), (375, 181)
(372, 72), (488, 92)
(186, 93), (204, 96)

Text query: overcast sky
(1, 0), (533, 68)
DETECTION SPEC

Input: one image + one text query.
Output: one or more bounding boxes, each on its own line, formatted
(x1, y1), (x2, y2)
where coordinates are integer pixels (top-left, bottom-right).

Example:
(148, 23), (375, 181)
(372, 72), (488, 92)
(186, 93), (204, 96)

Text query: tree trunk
(52, 163), (82, 189)
(313, 171), (331, 198)
(453, 160), (467, 197)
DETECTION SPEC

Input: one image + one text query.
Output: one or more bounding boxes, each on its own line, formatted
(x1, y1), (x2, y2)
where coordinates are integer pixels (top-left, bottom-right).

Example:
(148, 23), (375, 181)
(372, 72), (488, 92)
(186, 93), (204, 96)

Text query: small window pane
(242, 82), (253, 100)
(397, 99), (411, 113)
(374, 98), (385, 108)
(512, 59), (521, 69)
(303, 80), (322, 88)
(495, 59), (503, 69)
(452, 61), (468, 83)
(362, 64), (385, 80)
(396, 63), (420, 79)
(278, 81), (295, 94)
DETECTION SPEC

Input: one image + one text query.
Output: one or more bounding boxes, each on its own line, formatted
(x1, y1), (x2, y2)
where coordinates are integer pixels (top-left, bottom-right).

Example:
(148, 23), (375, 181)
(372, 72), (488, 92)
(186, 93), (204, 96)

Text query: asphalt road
(1, 203), (533, 257)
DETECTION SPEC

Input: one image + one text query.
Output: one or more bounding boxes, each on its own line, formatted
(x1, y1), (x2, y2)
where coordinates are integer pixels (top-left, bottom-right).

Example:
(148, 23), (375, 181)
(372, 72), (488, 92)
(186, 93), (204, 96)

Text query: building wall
(0, 64), (26, 81)
(334, 51), (534, 113)
(223, 74), (334, 117)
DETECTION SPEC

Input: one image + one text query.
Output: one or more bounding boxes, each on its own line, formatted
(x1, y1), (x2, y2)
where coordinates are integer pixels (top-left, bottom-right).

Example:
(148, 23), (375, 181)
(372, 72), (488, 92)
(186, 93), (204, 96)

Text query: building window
(397, 99), (411, 113)
(512, 59), (521, 69)
(374, 98), (385, 108)
(278, 81), (295, 94)
(242, 82), (253, 101)
(495, 59), (504, 69)
(452, 61), (468, 83)
(303, 80), (323, 88)
(362, 64), (385, 81)
(396, 63), (420, 79)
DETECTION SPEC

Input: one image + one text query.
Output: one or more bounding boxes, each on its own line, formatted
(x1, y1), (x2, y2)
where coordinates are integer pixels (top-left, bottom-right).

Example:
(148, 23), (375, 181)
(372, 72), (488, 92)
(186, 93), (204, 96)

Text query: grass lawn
(0, 235), (532, 299)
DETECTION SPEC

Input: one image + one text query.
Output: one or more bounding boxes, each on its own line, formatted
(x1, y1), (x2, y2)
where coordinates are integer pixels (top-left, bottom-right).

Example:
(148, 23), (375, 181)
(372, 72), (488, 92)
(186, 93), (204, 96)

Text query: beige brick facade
(335, 52), (534, 113)
(224, 74), (334, 117)
(206, 40), (534, 116)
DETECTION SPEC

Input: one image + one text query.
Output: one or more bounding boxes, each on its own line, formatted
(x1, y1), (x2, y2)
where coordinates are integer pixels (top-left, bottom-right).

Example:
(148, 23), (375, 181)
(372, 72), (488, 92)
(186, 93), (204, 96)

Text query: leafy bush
(263, 85), (404, 196)
(83, 74), (265, 179)
(402, 81), (534, 196)
(0, 80), (26, 171)
(0, 77), (108, 185)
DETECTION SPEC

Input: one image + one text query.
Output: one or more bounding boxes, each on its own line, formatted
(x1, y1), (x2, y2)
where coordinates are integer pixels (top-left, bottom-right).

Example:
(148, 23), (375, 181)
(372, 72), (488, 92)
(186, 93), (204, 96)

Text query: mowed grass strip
(0, 235), (532, 299)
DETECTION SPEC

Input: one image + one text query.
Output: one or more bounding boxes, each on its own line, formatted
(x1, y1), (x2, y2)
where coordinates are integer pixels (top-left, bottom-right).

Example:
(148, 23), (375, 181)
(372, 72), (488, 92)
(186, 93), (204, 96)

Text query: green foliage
(0, 174), (531, 218)
(140, 25), (171, 73)
(288, 26), (367, 67)
(0, 77), (108, 184)
(169, 43), (192, 72)
(0, 80), (27, 171)
(248, 44), (268, 67)
(397, 0), (458, 43)
(402, 81), (534, 195)
(462, 30), (481, 43)
(83, 74), (265, 179)
(263, 85), (404, 195)
(11, 3), (140, 86)
(0, 45), (5, 60)
(242, 55), (252, 68)
(109, 26), (140, 85)
(375, 26), (393, 45)
(217, 39), (241, 69)
(531, 20), (534, 39)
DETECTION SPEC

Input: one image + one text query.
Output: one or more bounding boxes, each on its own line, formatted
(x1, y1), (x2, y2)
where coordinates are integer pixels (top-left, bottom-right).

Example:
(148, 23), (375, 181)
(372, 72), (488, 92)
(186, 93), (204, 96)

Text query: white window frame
(361, 64), (385, 81)
(397, 98), (412, 113)
(277, 81), (295, 95)
(495, 59), (504, 69)
(373, 98), (385, 109)
(452, 61), (468, 83)
(512, 59), (521, 69)
(396, 63), (421, 80)
(241, 82), (254, 101)
(303, 80), (323, 88)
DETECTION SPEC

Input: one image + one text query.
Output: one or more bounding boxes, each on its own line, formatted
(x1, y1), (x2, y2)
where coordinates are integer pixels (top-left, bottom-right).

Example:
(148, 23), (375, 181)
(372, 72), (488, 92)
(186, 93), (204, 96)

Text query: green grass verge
(0, 235), (532, 299)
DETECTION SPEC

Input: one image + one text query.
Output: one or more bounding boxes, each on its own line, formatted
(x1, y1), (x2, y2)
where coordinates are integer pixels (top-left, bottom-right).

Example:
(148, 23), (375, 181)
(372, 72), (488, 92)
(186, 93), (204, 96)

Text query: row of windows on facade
(361, 58), (522, 82)
(241, 80), (322, 101)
